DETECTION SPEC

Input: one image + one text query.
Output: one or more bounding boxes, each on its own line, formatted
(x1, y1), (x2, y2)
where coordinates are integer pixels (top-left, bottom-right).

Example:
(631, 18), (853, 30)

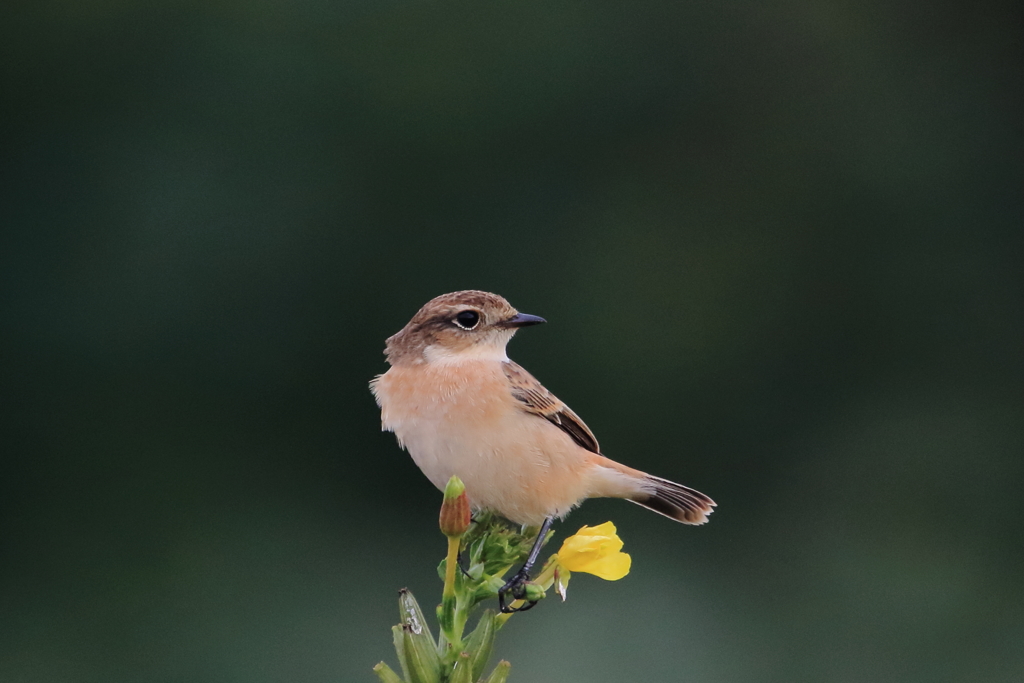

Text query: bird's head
(384, 290), (545, 365)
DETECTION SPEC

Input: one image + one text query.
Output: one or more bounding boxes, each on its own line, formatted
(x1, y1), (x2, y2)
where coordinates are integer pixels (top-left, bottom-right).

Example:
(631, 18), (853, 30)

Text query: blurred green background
(2, 1), (1021, 681)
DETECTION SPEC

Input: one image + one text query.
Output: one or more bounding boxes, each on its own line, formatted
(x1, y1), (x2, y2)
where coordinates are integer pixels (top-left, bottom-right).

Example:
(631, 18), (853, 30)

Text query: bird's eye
(453, 310), (480, 330)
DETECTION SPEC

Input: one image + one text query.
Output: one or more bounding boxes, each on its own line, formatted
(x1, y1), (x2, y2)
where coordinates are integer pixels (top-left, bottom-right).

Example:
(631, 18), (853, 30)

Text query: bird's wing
(502, 361), (601, 454)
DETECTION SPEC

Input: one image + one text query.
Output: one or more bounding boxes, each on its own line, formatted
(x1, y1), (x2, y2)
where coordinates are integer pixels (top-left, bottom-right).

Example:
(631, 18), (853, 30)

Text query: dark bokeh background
(2, 1), (1022, 681)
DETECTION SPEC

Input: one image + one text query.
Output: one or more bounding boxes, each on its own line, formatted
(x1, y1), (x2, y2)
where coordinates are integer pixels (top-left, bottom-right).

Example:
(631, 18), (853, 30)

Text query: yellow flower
(554, 522), (631, 580)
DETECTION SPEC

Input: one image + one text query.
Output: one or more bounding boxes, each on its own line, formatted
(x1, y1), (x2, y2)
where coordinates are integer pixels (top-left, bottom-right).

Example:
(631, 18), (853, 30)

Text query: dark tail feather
(629, 475), (716, 525)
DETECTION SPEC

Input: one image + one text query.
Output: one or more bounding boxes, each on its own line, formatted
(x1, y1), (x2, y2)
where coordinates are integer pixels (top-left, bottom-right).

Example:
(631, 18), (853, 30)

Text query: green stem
(439, 535), (461, 644)
(443, 536), (460, 600)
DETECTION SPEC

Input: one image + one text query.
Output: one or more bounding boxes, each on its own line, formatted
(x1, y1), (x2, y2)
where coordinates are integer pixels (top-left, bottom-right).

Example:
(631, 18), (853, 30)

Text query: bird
(370, 290), (715, 609)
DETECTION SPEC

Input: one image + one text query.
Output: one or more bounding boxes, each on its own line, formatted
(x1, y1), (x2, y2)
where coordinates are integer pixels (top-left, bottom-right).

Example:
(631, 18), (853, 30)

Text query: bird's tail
(629, 475), (716, 525)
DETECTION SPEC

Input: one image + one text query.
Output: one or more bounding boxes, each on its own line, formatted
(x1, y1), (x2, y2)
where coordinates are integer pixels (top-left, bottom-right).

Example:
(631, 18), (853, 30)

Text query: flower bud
(396, 589), (441, 683)
(372, 662), (404, 683)
(448, 651), (474, 683)
(463, 610), (497, 681)
(439, 476), (471, 538)
(398, 588), (435, 642)
(402, 625), (441, 683)
(522, 583), (546, 602)
(391, 625), (411, 682)
(482, 660), (512, 683)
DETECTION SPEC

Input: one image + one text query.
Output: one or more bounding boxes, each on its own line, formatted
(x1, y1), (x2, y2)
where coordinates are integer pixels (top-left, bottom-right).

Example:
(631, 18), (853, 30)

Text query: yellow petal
(559, 523), (622, 555)
(556, 522), (631, 580)
(569, 521), (619, 542)
(577, 551), (631, 580)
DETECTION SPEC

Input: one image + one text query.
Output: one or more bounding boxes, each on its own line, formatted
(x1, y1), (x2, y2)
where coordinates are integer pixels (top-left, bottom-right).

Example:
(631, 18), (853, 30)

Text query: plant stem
(443, 536), (460, 600)
(439, 535), (462, 643)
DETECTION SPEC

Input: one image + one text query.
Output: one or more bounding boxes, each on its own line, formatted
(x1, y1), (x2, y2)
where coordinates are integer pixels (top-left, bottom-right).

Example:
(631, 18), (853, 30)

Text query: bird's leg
(458, 549), (473, 578)
(457, 512), (481, 578)
(498, 516), (554, 614)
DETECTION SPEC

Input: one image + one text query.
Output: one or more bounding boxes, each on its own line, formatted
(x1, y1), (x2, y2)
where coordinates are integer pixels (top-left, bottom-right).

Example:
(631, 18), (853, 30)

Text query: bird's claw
(498, 568), (538, 614)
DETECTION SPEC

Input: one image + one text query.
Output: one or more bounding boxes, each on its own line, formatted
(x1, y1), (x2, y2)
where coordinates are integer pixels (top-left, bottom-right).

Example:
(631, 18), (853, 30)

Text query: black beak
(500, 313), (547, 328)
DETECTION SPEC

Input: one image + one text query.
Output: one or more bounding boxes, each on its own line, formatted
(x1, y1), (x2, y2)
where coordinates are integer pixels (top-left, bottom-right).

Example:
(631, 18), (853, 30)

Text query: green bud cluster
(374, 478), (556, 682)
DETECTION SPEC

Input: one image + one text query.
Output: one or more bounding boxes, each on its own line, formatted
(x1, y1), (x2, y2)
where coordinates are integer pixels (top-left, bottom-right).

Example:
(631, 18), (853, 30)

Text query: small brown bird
(370, 291), (715, 532)
(371, 291), (715, 610)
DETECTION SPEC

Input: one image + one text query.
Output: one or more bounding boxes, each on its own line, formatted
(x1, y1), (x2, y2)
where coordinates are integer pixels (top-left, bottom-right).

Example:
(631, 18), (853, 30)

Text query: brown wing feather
(502, 361), (601, 454)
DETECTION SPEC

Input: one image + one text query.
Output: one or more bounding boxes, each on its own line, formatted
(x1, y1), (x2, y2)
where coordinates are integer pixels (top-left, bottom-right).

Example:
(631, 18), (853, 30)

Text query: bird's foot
(498, 568), (538, 614)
